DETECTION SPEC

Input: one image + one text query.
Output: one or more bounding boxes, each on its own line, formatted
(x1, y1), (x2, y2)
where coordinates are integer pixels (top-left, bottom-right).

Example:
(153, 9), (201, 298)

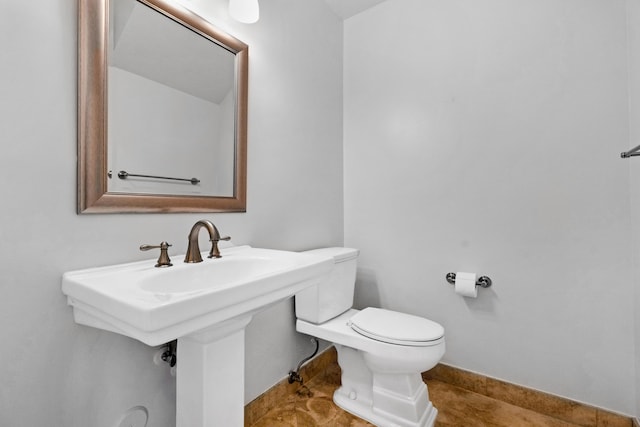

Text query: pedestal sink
(62, 245), (333, 426)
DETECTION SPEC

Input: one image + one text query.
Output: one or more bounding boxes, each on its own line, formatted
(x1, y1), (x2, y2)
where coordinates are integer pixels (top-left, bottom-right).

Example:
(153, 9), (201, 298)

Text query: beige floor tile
(428, 380), (580, 427)
(248, 359), (632, 427)
(596, 409), (633, 427)
(484, 377), (596, 426)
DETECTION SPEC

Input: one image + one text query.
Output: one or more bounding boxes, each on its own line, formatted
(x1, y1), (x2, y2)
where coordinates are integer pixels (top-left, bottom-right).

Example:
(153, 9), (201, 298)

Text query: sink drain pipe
(152, 340), (178, 376)
(158, 340), (177, 367)
(288, 337), (319, 385)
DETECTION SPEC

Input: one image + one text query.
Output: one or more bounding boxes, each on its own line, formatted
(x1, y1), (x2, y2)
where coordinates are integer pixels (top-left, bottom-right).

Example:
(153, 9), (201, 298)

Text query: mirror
(78, 0), (248, 213)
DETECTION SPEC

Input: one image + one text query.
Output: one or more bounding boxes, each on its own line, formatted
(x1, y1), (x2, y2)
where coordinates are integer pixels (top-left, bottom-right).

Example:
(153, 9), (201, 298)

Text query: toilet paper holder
(446, 272), (492, 288)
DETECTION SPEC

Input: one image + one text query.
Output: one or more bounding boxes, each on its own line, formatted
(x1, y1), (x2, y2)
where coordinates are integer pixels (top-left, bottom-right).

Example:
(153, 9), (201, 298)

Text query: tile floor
(247, 361), (595, 427)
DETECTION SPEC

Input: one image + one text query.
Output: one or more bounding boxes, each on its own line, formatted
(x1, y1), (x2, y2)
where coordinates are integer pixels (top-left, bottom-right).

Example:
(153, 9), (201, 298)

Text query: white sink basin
(62, 245), (333, 346)
(63, 244), (334, 427)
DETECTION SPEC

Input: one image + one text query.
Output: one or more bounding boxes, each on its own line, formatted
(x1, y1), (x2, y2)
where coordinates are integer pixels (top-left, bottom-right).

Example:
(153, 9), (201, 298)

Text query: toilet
(295, 248), (445, 427)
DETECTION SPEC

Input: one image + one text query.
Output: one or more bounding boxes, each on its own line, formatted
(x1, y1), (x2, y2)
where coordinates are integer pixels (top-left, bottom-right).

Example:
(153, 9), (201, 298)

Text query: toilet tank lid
(303, 247), (359, 263)
(349, 307), (444, 345)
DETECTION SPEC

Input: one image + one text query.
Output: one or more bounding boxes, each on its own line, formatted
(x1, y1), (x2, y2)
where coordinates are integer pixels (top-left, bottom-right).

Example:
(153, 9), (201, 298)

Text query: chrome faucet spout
(184, 220), (230, 263)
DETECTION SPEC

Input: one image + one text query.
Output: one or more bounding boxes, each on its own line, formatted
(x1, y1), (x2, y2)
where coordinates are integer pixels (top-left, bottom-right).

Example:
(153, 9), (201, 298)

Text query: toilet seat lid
(349, 308), (444, 346)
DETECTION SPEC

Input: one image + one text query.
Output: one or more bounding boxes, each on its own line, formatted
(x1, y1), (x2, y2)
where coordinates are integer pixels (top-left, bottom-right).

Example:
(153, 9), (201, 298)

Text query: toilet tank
(295, 247), (359, 324)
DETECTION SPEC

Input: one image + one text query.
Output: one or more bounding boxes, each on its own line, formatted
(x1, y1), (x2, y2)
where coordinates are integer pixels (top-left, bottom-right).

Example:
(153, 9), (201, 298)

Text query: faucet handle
(140, 241), (173, 268)
(208, 236), (231, 259)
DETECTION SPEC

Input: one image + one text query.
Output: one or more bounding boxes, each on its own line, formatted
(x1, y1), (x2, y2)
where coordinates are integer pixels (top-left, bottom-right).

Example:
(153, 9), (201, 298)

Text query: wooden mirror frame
(78, 0), (248, 213)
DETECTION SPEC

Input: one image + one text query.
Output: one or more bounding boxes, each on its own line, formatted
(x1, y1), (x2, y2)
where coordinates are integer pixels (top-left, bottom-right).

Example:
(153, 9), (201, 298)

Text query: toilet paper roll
(454, 272), (477, 298)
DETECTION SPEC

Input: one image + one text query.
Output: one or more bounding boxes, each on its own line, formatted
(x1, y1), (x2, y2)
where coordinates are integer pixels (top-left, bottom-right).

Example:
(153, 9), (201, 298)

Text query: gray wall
(344, 0), (636, 415)
(0, 0), (343, 426)
(628, 0), (640, 419)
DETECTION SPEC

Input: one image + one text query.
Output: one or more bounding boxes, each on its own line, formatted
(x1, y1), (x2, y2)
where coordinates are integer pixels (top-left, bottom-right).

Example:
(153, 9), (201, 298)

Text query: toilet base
(296, 311), (443, 427)
(334, 386), (437, 427)
(333, 344), (438, 427)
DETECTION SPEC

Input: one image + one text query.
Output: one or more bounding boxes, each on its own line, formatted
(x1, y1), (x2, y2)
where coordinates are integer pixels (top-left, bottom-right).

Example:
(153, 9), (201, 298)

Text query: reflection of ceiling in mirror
(110, 0), (235, 104)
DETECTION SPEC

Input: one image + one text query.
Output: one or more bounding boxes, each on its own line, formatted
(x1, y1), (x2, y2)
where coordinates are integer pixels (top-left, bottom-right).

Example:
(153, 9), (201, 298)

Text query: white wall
(0, 0), (343, 426)
(627, 0), (640, 419)
(345, 0), (635, 415)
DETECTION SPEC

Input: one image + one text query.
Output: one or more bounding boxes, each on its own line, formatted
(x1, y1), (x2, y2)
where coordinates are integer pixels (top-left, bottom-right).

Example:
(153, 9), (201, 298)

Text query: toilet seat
(348, 307), (444, 347)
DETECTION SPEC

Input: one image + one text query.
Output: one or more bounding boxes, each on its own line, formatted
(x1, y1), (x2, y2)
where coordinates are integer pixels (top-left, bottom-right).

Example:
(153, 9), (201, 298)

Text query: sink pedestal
(176, 316), (253, 427)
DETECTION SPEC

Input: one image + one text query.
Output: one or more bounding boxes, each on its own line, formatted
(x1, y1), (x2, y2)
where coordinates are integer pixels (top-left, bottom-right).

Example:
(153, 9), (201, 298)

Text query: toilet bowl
(295, 248), (445, 427)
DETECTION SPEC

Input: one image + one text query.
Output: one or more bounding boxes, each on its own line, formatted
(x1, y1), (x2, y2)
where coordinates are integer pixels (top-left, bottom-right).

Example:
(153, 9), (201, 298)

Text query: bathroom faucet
(140, 241), (173, 267)
(184, 220), (231, 263)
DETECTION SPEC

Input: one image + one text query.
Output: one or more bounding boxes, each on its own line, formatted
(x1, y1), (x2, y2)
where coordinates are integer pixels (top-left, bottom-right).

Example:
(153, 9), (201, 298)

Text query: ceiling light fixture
(229, 0), (259, 23)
